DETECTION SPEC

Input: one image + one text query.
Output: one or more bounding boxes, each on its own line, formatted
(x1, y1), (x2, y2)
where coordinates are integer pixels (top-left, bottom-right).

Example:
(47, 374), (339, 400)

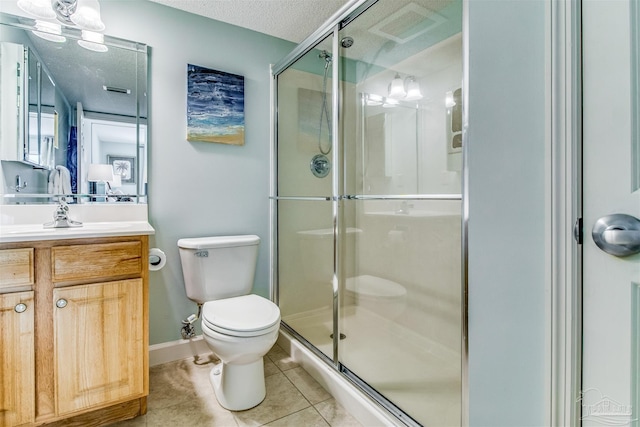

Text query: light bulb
(445, 91), (456, 108)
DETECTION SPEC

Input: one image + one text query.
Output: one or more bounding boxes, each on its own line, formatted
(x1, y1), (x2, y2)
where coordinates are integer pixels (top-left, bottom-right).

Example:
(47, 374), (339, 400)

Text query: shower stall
(271, 0), (464, 425)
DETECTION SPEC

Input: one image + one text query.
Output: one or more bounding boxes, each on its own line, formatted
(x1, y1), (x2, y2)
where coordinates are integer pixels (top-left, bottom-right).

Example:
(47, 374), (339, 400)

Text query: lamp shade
(70, 0), (105, 31)
(108, 174), (122, 188)
(33, 20), (66, 43)
(78, 30), (108, 52)
(17, 0), (56, 19)
(87, 164), (114, 182)
(388, 73), (406, 99)
(404, 76), (423, 101)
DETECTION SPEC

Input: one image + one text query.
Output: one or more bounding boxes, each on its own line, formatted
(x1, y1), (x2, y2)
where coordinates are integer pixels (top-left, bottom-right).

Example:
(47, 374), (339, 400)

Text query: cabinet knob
(56, 298), (68, 309)
(14, 303), (27, 313)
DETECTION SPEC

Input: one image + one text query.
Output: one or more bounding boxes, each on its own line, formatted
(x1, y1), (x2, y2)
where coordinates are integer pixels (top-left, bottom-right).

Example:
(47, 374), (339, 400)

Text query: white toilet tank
(178, 235), (260, 304)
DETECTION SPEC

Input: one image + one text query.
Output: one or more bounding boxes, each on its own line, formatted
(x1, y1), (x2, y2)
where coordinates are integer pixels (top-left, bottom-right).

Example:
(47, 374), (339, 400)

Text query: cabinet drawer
(0, 248), (34, 289)
(52, 241), (142, 282)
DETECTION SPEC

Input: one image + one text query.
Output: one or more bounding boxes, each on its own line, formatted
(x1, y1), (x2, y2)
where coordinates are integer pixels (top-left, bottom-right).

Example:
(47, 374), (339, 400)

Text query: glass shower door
(337, 1), (463, 425)
(274, 0), (464, 425)
(275, 35), (337, 360)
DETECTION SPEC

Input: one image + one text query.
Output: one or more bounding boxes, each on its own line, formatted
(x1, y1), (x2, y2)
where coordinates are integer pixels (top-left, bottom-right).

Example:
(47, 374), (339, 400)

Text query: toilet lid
(202, 294), (280, 337)
(345, 275), (406, 298)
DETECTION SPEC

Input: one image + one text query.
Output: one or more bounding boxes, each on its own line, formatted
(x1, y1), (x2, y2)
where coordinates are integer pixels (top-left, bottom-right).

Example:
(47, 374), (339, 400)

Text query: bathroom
(1, 0), (637, 426)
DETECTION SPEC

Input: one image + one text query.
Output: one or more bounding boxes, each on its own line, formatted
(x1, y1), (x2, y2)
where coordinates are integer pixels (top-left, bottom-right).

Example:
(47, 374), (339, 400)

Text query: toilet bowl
(177, 235), (281, 411)
(344, 275), (407, 319)
(200, 294), (280, 410)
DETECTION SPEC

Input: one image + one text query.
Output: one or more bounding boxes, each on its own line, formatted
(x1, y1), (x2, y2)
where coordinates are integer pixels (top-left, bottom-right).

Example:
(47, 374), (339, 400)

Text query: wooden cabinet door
(0, 291), (35, 427)
(53, 279), (144, 416)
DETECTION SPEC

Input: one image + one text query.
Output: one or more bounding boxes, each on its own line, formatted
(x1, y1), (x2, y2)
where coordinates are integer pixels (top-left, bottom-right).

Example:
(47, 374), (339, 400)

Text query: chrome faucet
(43, 200), (83, 228)
(12, 175), (27, 192)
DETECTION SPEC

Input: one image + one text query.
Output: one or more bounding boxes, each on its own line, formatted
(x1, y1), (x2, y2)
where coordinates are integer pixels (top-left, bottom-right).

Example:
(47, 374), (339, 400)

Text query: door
(53, 279), (144, 416)
(0, 291), (34, 427)
(582, 0), (640, 425)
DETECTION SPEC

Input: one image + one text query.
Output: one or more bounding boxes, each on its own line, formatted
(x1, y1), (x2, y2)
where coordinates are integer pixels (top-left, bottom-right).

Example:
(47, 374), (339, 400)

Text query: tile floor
(110, 343), (363, 427)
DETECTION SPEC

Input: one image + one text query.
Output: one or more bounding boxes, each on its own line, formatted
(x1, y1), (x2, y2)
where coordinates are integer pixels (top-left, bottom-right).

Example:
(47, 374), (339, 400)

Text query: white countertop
(0, 204), (155, 243)
(0, 221), (155, 243)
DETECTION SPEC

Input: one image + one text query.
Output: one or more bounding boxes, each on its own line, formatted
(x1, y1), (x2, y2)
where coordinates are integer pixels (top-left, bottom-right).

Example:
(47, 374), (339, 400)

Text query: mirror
(0, 12), (148, 204)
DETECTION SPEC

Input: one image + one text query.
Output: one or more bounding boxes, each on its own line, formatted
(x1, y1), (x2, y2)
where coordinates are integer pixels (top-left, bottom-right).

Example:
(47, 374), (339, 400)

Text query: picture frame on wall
(187, 64), (245, 146)
(107, 155), (136, 184)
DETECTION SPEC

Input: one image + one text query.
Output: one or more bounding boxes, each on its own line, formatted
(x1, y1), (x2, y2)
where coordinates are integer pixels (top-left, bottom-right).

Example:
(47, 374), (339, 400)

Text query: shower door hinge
(573, 217), (583, 244)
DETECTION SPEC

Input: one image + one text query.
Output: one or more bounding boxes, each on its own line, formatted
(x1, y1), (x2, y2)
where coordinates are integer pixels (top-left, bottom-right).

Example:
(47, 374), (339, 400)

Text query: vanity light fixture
(445, 90), (456, 108)
(17, 0), (105, 32)
(32, 20), (66, 43)
(404, 76), (423, 101)
(78, 30), (108, 52)
(387, 73), (423, 101)
(69, 0), (104, 31)
(388, 73), (406, 99)
(364, 93), (384, 106)
(382, 98), (399, 108)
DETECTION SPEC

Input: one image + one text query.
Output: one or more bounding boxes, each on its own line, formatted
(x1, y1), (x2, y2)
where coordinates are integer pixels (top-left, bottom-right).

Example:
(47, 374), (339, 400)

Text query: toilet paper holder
(148, 248), (166, 271)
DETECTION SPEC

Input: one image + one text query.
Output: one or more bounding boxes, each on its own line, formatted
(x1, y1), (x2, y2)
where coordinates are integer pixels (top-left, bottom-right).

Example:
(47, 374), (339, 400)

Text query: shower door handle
(592, 214), (640, 257)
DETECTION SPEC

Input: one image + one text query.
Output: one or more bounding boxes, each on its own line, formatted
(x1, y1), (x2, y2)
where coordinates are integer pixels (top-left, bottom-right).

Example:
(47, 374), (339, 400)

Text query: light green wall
(96, 1), (295, 345)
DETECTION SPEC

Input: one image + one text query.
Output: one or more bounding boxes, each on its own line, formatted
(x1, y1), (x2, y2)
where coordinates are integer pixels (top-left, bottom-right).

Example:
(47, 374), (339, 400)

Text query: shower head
(341, 36), (354, 48)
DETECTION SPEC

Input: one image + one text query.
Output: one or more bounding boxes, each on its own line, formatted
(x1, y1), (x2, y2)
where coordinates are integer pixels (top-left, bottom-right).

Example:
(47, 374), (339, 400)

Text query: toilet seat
(345, 275), (406, 299)
(202, 294), (281, 338)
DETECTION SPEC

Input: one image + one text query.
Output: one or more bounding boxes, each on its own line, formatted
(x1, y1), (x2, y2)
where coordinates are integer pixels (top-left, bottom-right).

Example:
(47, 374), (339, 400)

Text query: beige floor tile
(232, 372), (310, 427)
(264, 356), (280, 377)
(266, 344), (299, 371)
(187, 354), (220, 397)
(265, 407), (330, 427)
(147, 359), (201, 411)
(146, 395), (237, 427)
(315, 398), (363, 427)
(109, 348), (364, 427)
(283, 367), (331, 405)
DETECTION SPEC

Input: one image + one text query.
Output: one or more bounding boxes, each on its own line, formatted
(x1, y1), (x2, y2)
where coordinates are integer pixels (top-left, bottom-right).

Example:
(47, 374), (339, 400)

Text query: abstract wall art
(187, 64), (245, 145)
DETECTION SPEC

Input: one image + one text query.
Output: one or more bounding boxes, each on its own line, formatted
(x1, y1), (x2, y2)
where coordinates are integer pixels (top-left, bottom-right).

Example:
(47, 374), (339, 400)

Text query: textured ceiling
(147, 0), (352, 43)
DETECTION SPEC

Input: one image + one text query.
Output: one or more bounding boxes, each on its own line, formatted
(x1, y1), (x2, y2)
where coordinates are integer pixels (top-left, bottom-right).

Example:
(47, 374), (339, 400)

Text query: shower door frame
(270, 0), (469, 425)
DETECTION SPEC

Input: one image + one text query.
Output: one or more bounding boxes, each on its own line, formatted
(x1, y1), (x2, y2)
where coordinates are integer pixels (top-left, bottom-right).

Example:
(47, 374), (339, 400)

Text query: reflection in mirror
(0, 12), (148, 204)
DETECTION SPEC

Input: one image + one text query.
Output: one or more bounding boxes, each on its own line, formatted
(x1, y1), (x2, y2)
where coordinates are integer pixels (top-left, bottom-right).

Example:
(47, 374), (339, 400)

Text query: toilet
(177, 235), (280, 411)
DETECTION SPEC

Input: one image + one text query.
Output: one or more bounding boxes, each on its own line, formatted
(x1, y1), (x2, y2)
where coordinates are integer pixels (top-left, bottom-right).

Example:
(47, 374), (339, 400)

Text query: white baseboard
(277, 330), (402, 427)
(148, 335), (210, 367)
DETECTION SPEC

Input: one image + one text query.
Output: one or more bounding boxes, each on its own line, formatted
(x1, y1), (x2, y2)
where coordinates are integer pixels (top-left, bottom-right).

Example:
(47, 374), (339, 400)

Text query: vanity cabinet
(0, 291), (35, 427)
(0, 236), (148, 427)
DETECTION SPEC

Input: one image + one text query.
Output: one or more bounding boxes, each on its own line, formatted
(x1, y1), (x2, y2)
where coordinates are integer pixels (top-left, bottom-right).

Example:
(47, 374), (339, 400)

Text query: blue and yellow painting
(187, 64), (245, 145)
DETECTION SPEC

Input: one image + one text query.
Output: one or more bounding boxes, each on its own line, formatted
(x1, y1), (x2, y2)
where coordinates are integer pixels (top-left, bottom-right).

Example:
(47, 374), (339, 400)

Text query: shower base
(282, 306), (461, 426)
